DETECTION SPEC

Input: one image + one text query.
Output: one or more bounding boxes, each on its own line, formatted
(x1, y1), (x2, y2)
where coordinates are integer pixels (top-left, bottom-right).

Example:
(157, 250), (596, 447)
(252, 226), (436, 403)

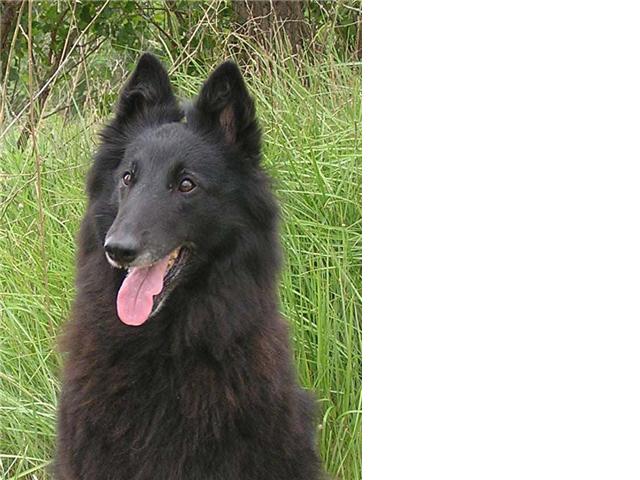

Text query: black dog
(54, 53), (322, 479)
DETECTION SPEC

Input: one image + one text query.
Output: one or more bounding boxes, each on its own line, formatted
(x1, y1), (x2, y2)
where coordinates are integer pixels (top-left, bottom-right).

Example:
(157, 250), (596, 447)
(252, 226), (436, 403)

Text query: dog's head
(91, 53), (276, 326)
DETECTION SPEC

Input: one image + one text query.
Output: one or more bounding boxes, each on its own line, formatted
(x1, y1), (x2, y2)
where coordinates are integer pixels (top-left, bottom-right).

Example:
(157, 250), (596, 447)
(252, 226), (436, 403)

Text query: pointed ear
(116, 53), (177, 122)
(190, 61), (261, 162)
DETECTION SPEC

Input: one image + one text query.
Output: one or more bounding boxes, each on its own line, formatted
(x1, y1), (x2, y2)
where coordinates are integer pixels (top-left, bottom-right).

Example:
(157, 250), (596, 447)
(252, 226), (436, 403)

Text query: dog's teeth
(164, 247), (181, 272)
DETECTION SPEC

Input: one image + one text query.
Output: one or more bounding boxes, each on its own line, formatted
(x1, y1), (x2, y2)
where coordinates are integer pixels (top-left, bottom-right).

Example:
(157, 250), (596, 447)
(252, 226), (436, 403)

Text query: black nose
(104, 235), (140, 265)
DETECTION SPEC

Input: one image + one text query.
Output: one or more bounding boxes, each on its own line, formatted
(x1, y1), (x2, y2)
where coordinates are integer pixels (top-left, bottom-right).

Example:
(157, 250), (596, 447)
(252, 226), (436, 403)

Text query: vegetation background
(0, 1), (361, 479)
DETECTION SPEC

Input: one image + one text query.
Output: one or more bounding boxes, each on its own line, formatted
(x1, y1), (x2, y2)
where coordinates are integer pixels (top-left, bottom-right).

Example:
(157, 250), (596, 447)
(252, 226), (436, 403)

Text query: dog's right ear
(116, 53), (177, 122)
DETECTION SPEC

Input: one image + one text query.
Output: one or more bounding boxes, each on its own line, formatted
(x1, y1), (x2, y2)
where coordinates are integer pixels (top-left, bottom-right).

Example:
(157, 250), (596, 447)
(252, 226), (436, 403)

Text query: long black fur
(54, 53), (322, 479)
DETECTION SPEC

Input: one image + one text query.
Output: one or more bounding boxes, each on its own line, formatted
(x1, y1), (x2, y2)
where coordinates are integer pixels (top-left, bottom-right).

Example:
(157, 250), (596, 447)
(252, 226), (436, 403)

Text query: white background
(365, 1), (640, 478)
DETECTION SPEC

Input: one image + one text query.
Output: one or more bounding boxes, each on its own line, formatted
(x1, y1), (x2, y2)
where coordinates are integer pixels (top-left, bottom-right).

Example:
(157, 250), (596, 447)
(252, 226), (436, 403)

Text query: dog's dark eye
(178, 178), (196, 193)
(122, 172), (132, 186)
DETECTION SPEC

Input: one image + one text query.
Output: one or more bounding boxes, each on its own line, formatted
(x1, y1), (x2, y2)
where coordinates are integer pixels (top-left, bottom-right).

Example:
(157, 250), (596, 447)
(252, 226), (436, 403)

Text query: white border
(365, 2), (640, 478)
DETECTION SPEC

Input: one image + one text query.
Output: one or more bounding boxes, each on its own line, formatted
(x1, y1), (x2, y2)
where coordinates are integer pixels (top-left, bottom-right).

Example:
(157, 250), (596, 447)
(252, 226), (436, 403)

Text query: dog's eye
(178, 178), (196, 193)
(122, 172), (132, 186)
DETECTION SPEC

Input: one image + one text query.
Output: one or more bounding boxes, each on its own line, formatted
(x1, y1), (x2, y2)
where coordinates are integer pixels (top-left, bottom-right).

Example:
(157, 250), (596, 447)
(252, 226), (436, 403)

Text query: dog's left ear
(190, 61), (261, 164)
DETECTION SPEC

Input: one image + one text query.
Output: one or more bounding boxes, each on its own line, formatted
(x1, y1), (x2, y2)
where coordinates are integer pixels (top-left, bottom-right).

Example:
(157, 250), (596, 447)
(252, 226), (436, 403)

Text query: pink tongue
(116, 255), (171, 326)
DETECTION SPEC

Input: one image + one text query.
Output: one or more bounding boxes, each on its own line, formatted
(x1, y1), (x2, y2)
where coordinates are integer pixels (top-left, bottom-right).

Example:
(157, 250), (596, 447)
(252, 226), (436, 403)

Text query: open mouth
(115, 246), (188, 326)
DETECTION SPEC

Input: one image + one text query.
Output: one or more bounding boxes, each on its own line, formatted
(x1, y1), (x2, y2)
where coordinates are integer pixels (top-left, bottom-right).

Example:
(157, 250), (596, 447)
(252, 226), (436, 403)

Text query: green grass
(0, 57), (361, 479)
